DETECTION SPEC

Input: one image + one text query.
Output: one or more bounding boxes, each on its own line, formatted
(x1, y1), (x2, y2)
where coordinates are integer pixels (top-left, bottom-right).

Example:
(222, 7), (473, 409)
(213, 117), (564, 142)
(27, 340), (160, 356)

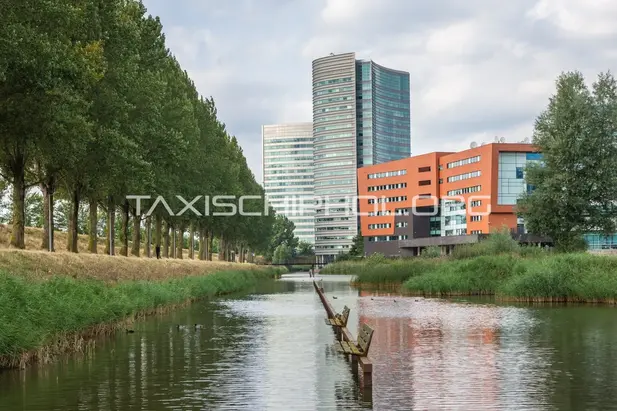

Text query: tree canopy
(518, 71), (617, 251)
(0, 0), (275, 261)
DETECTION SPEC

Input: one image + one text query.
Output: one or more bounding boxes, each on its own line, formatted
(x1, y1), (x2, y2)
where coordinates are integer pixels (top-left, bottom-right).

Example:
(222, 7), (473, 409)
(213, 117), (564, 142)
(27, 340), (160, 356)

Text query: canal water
(1, 273), (616, 410)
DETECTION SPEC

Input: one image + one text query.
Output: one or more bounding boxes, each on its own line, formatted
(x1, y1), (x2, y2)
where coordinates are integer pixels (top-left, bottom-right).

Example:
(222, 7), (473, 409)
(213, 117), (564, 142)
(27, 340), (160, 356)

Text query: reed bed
(322, 233), (617, 304)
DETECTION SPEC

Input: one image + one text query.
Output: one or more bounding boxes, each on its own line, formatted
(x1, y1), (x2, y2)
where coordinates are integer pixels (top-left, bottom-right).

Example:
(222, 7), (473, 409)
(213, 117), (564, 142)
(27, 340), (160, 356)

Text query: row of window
(314, 179), (354, 187)
(314, 132), (353, 142)
(447, 155), (481, 169)
(368, 223), (391, 230)
(367, 169), (407, 179)
(316, 235), (355, 241)
(446, 185), (482, 196)
(314, 77), (352, 87)
(314, 169), (355, 179)
(316, 226), (351, 231)
(470, 200), (482, 207)
(314, 86), (353, 96)
(367, 235), (409, 242)
(366, 208), (409, 216)
(314, 123), (353, 132)
(470, 215), (482, 222)
(396, 221), (408, 228)
(264, 138), (312, 144)
(368, 196), (408, 204)
(316, 217), (352, 223)
(447, 170), (481, 183)
(367, 183), (407, 192)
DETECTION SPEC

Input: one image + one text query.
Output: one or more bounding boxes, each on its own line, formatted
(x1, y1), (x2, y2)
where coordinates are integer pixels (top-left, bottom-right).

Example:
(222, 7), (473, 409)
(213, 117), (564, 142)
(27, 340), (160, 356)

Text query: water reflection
(1, 275), (616, 410)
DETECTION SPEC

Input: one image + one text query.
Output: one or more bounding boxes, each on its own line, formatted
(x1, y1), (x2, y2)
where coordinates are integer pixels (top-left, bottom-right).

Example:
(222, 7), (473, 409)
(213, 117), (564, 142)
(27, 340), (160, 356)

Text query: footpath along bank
(0, 250), (285, 369)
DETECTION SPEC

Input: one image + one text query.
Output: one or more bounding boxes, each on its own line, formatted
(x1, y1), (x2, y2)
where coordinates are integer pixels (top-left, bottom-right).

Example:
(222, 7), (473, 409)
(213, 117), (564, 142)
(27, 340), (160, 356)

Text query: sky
(142, 0), (617, 183)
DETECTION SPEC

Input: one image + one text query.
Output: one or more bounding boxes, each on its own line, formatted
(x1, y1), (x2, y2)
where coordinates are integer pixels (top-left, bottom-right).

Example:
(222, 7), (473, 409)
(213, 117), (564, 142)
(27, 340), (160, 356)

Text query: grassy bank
(322, 234), (617, 304)
(0, 251), (286, 369)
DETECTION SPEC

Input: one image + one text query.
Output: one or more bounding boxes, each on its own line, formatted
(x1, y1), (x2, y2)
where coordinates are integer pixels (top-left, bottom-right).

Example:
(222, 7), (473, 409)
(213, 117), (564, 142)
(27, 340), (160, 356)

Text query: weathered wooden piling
(313, 280), (373, 388)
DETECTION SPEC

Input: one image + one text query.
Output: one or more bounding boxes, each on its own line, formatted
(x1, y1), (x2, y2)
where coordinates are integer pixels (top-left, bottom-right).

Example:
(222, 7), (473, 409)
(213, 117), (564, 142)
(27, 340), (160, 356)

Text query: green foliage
(421, 246), (441, 258)
(0, 267), (284, 364)
(297, 241), (314, 256)
(349, 231), (364, 257)
(451, 228), (520, 259)
(518, 71), (617, 251)
(272, 244), (293, 264)
(0, 0), (277, 254)
(266, 215), (298, 261)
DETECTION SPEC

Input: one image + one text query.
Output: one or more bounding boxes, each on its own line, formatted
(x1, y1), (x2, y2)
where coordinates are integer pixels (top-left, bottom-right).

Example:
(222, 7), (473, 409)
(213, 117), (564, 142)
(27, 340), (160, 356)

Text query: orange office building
(357, 143), (546, 257)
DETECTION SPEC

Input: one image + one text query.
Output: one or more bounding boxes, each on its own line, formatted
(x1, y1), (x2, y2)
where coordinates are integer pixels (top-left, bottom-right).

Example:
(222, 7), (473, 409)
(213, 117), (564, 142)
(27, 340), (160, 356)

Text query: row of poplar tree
(0, 0), (276, 260)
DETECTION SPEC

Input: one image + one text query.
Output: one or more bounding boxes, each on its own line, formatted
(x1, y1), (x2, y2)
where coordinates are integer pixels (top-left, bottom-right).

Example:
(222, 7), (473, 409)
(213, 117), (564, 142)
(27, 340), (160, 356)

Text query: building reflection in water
(357, 290), (553, 410)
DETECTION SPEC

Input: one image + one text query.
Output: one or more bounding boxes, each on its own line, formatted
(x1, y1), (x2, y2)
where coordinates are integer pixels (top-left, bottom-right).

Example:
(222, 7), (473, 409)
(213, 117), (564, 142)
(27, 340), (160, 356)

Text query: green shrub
(421, 246), (442, 258)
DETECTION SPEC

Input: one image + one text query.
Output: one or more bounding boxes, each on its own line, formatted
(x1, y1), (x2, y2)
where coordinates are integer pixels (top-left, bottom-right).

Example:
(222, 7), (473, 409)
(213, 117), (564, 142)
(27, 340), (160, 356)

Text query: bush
(421, 246), (441, 258)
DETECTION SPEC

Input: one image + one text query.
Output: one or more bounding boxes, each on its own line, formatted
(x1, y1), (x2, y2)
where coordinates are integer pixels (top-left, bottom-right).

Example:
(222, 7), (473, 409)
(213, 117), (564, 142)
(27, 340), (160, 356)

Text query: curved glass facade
(312, 53), (411, 262)
(357, 61), (411, 166)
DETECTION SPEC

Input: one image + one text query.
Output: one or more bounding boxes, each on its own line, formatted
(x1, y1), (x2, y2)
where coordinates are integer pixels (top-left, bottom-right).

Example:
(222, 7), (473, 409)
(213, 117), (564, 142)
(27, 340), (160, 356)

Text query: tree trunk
(238, 244), (244, 263)
(171, 224), (176, 258)
(188, 223), (194, 259)
(163, 220), (170, 258)
(208, 231), (214, 261)
(40, 181), (55, 251)
(10, 162), (26, 249)
(120, 199), (129, 256)
(218, 236), (225, 261)
(88, 198), (97, 253)
(155, 214), (162, 249)
(176, 223), (184, 259)
(131, 207), (140, 257)
(104, 197), (115, 255)
(68, 188), (80, 253)
(144, 216), (152, 257)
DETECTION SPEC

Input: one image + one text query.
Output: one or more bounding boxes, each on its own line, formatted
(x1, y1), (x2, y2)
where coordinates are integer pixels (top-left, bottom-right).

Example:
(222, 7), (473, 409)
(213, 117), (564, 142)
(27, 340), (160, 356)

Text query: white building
(262, 123), (315, 244)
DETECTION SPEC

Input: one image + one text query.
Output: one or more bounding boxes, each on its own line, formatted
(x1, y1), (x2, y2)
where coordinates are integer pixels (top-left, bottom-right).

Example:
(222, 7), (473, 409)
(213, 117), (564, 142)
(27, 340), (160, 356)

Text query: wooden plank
(357, 324), (374, 354)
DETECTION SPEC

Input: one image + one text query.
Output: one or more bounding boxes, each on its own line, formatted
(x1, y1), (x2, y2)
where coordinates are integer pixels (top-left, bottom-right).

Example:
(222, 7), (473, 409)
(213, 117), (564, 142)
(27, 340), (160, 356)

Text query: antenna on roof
(499, 137), (506, 143)
(470, 141), (478, 149)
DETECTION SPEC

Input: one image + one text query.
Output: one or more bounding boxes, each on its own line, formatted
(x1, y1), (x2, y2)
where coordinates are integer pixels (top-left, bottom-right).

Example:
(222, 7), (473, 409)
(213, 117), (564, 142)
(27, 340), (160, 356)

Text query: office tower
(262, 123), (315, 244)
(312, 52), (411, 263)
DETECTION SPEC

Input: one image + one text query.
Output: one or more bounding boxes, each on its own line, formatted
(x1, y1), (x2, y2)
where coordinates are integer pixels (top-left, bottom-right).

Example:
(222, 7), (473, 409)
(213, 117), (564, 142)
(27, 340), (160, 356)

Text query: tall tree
(519, 71), (617, 251)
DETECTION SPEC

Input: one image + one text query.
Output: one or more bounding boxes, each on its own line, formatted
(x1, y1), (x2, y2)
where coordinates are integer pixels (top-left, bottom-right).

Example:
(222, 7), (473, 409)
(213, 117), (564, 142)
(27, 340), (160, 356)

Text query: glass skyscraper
(312, 52), (411, 263)
(262, 123), (315, 244)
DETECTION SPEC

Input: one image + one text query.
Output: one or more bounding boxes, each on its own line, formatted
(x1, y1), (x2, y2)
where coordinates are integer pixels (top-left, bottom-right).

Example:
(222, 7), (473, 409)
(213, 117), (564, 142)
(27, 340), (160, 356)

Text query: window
(471, 230), (483, 234)
(368, 223), (391, 230)
(447, 170), (481, 183)
(516, 167), (524, 179)
(447, 185), (482, 196)
(368, 196), (408, 204)
(367, 169), (407, 179)
(418, 166), (431, 173)
(418, 180), (431, 186)
(439, 178), (443, 184)
(395, 221), (408, 228)
(470, 215), (482, 222)
(447, 155), (481, 169)
(470, 200), (482, 207)
(367, 182), (407, 192)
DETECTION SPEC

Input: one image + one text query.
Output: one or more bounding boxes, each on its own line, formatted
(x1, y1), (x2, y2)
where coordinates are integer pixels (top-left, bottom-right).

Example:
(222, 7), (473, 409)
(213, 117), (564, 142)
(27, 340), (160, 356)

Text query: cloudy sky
(142, 0), (617, 183)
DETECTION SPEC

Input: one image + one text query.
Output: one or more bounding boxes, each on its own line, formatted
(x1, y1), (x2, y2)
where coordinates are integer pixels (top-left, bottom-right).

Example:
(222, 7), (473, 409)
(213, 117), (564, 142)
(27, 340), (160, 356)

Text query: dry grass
(0, 249), (252, 282)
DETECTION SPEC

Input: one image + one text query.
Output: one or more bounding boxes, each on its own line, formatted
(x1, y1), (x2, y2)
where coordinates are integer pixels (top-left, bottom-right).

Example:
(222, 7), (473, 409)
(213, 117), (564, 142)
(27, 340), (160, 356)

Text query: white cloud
(527, 0), (617, 37)
(142, 0), (617, 183)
